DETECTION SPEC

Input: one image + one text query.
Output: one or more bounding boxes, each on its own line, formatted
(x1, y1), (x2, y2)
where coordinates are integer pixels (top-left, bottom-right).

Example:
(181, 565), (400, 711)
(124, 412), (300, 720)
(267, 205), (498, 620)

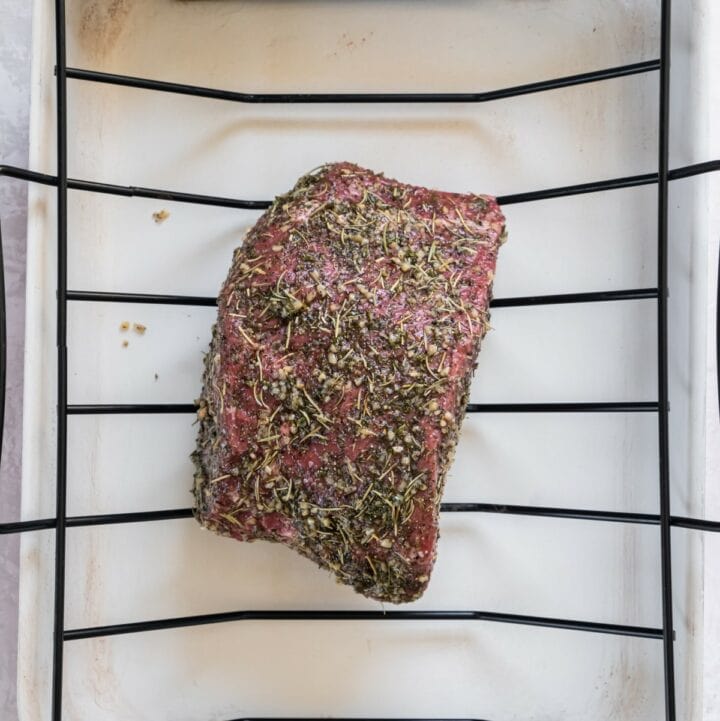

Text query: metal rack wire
(1, 0), (720, 719)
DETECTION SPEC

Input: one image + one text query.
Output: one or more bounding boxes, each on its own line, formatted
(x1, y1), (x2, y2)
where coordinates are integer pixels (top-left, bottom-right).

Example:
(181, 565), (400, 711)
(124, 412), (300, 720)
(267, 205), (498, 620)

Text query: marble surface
(0, 1), (32, 718)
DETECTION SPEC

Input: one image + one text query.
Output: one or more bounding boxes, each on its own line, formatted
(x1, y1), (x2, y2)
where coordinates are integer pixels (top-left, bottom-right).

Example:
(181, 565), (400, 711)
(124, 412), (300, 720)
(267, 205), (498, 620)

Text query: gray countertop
(1, 1), (32, 717)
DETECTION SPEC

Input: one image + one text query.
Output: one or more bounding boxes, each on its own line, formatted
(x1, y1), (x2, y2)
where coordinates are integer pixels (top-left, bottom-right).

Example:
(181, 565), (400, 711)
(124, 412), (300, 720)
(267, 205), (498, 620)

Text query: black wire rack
(1, 1), (720, 720)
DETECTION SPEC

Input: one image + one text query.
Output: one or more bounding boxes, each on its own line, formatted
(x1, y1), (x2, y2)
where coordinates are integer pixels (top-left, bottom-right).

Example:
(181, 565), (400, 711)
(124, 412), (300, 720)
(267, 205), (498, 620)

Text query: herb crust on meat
(193, 163), (506, 603)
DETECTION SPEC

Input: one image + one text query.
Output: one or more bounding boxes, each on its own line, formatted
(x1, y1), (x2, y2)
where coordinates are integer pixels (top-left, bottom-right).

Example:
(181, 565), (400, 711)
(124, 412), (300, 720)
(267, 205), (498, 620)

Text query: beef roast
(193, 163), (506, 603)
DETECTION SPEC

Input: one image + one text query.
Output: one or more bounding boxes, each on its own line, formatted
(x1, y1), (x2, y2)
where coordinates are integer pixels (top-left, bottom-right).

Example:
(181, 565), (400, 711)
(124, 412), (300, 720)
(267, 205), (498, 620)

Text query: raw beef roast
(193, 163), (506, 603)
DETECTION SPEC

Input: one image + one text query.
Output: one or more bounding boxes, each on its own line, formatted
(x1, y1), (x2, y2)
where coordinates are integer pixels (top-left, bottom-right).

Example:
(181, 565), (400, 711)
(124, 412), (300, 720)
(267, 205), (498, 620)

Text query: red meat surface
(193, 162), (506, 603)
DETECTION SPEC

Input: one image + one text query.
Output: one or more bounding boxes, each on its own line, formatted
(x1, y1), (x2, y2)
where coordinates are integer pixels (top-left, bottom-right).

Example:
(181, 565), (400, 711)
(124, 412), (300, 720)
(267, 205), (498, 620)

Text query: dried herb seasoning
(192, 162), (506, 603)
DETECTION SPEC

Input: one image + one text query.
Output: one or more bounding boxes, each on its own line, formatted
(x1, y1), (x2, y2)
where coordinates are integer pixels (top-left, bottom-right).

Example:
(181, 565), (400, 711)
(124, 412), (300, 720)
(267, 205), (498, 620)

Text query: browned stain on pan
(78, 0), (133, 58)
